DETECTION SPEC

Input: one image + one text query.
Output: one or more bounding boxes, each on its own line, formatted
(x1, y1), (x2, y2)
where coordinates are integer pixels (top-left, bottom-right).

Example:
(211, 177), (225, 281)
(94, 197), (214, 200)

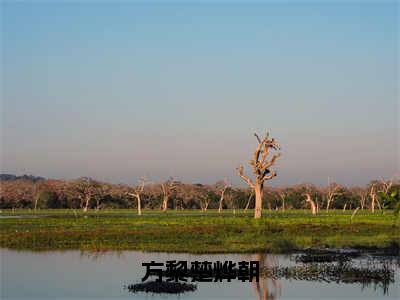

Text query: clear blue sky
(1, 1), (398, 186)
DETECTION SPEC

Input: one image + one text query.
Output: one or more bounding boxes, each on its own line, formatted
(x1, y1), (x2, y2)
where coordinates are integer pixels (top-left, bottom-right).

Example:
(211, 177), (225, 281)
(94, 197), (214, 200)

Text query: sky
(1, 1), (399, 186)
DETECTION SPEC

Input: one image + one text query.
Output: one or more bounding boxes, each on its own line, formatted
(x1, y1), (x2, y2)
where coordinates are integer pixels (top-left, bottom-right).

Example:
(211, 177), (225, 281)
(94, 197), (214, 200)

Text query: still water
(1, 249), (399, 300)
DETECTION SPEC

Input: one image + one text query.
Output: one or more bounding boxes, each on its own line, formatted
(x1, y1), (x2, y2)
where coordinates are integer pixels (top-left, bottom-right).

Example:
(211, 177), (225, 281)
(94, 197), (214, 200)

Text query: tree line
(1, 174), (398, 213)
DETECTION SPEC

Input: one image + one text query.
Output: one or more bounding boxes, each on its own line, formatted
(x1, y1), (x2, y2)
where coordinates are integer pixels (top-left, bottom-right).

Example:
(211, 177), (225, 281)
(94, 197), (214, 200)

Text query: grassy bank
(0, 209), (399, 253)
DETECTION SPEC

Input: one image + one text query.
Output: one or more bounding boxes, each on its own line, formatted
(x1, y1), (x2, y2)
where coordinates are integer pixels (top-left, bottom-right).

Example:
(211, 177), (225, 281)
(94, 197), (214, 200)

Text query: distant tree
(325, 179), (342, 212)
(303, 184), (318, 215)
(378, 177), (400, 217)
(380, 190), (400, 217)
(40, 190), (60, 208)
(305, 194), (317, 215)
(368, 182), (379, 213)
(278, 188), (287, 212)
(161, 177), (178, 211)
(351, 186), (368, 210)
(68, 177), (103, 212)
(216, 179), (230, 213)
(196, 185), (212, 212)
(127, 177), (147, 216)
(244, 189), (254, 212)
(0, 180), (36, 209)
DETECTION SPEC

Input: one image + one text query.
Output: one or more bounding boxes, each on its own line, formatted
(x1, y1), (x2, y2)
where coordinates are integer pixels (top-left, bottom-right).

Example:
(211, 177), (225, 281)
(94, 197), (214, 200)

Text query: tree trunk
(137, 195), (142, 216)
(306, 194), (317, 215)
(162, 196), (168, 212)
(218, 191), (225, 213)
(244, 192), (253, 212)
(218, 201), (222, 212)
(254, 183), (263, 219)
(371, 194), (375, 213)
(83, 195), (90, 212)
(376, 198), (382, 211)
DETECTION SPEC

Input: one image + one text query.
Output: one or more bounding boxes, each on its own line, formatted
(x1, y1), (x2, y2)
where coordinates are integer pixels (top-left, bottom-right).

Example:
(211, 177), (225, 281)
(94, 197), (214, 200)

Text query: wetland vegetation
(1, 209), (398, 253)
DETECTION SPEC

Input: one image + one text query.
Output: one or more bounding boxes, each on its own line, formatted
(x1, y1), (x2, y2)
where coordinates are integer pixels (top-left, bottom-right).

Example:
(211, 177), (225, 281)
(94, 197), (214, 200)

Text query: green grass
(0, 209), (399, 253)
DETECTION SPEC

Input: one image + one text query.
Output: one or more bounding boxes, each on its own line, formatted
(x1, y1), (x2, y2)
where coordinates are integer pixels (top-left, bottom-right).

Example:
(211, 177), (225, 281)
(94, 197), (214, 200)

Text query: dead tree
(374, 177), (394, 211)
(369, 180), (388, 213)
(195, 185), (210, 212)
(278, 190), (286, 212)
(354, 187), (368, 210)
(217, 179), (230, 213)
(127, 177), (146, 216)
(244, 190), (254, 212)
(161, 177), (177, 212)
(200, 196), (210, 212)
(369, 184), (378, 213)
(236, 131), (281, 219)
(305, 193), (317, 215)
(380, 177), (393, 194)
(315, 196), (320, 213)
(325, 179), (341, 212)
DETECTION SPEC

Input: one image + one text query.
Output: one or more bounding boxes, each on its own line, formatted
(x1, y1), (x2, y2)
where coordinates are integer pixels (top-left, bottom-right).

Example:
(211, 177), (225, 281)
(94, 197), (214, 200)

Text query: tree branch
(236, 166), (255, 188)
(263, 171), (277, 181)
(261, 153), (281, 173)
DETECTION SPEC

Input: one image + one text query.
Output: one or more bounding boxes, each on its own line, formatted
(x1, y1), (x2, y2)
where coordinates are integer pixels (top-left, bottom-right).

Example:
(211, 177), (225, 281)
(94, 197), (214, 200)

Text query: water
(1, 249), (399, 300)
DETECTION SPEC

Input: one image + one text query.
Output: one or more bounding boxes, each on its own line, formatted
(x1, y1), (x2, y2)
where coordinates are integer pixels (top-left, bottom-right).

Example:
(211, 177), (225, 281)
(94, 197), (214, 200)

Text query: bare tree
(225, 188), (238, 215)
(305, 193), (317, 215)
(193, 184), (211, 212)
(380, 177), (393, 194)
(278, 190), (287, 212)
(127, 177), (147, 216)
(352, 186), (368, 210)
(367, 178), (394, 212)
(325, 179), (341, 212)
(199, 193), (210, 212)
(161, 177), (177, 212)
(217, 179), (230, 213)
(369, 183), (379, 213)
(244, 190), (254, 212)
(236, 131), (281, 219)
(94, 183), (108, 211)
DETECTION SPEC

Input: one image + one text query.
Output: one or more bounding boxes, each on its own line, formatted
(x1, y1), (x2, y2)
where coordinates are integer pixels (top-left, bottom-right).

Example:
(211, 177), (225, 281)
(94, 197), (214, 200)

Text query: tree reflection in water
(252, 253), (281, 300)
(80, 250), (124, 261)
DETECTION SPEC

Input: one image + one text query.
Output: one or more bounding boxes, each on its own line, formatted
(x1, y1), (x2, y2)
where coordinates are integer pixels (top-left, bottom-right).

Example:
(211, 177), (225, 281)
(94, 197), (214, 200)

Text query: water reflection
(2, 249), (399, 299)
(76, 250), (398, 298)
(80, 249), (124, 261)
(251, 253), (281, 300)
